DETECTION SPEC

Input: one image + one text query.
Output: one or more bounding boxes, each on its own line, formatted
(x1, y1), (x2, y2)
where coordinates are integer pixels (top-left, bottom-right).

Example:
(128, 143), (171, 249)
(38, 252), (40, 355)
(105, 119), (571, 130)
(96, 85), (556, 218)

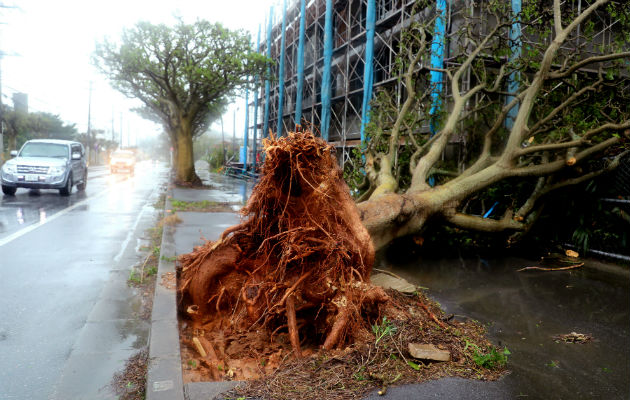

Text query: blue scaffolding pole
(253, 24), (261, 171)
(320, 0), (333, 141)
(428, 0), (447, 187)
(505, 0), (522, 130)
(276, 0), (287, 136)
(429, 0), (447, 136)
(294, 0), (306, 127)
(263, 8), (273, 139)
(243, 89), (249, 169)
(359, 0), (376, 146)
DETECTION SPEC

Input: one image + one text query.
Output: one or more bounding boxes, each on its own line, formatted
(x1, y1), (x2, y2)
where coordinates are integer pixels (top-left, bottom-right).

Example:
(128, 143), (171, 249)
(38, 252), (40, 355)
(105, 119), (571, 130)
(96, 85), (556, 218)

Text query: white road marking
(0, 187), (111, 248)
(113, 203), (147, 263)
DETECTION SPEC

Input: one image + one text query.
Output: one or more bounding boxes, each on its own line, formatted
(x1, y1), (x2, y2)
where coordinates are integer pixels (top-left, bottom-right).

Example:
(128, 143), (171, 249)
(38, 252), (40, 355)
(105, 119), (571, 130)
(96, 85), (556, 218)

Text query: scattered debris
(160, 213), (182, 227)
(111, 350), (148, 400)
(408, 343), (451, 362)
(517, 263), (584, 272)
(371, 272), (418, 294)
(553, 332), (593, 344)
(518, 251), (584, 272)
(565, 249), (579, 258)
(160, 272), (176, 290)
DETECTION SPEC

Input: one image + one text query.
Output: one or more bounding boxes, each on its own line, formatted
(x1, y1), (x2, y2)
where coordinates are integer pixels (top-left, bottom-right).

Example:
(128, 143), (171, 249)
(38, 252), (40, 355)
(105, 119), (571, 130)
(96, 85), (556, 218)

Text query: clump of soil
(176, 131), (507, 397)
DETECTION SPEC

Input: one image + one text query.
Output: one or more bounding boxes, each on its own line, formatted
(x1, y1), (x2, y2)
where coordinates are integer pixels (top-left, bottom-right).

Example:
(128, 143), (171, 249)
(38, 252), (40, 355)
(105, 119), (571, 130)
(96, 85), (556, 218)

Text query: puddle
(379, 256), (630, 398)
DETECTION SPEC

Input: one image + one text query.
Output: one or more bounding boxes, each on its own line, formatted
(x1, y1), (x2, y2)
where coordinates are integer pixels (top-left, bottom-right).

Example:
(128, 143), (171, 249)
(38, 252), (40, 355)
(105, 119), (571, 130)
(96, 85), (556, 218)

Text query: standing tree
(93, 19), (269, 184)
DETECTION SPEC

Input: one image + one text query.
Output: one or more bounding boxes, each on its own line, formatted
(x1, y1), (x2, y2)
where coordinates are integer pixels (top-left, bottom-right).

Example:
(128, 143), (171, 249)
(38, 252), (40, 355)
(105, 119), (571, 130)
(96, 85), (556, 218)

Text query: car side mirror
(10, 150), (17, 157)
(71, 152), (82, 160)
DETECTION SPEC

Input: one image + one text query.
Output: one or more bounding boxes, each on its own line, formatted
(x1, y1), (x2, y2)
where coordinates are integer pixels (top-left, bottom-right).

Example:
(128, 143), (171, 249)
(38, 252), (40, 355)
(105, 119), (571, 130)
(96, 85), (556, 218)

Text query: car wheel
(59, 174), (72, 196)
(77, 170), (87, 191)
(2, 185), (16, 196)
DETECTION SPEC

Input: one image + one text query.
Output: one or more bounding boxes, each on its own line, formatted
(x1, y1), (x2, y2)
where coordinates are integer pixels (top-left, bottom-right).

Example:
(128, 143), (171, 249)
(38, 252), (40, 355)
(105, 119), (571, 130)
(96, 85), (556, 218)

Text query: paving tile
(53, 351), (135, 400)
(87, 297), (145, 322)
(72, 320), (149, 355)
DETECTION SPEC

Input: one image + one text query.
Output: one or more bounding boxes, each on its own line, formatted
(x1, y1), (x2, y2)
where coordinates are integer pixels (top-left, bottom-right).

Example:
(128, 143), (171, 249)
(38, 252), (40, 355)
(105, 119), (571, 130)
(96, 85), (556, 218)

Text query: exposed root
(286, 295), (302, 357)
(179, 131), (382, 357)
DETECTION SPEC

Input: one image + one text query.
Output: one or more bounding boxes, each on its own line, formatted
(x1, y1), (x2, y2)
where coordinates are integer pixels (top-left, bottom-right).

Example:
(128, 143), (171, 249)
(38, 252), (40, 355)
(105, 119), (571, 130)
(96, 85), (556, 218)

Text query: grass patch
(170, 198), (238, 212)
(153, 192), (167, 210)
(464, 339), (510, 369)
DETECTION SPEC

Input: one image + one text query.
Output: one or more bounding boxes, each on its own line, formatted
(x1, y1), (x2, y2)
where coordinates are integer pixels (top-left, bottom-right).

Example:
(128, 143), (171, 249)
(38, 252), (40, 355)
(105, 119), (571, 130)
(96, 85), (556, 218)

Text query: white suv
(1, 139), (88, 196)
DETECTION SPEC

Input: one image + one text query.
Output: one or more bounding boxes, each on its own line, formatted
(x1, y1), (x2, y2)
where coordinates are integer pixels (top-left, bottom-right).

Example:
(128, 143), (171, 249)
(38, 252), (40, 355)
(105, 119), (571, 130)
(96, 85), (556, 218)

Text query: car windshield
(19, 143), (69, 158)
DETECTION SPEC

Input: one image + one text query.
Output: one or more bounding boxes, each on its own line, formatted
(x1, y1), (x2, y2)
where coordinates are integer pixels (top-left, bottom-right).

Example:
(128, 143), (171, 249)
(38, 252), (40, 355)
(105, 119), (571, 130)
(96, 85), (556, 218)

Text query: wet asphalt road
(0, 162), (168, 399)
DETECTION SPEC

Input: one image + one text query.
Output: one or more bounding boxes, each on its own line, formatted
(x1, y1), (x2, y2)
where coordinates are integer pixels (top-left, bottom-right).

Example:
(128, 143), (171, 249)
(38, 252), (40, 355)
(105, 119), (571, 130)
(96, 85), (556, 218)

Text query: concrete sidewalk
(146, 169), (512, 400)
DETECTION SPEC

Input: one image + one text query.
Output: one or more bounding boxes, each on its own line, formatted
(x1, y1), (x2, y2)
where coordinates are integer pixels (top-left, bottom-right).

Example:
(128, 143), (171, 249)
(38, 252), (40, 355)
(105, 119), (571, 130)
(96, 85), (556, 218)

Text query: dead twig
(517, 262), (584, 272)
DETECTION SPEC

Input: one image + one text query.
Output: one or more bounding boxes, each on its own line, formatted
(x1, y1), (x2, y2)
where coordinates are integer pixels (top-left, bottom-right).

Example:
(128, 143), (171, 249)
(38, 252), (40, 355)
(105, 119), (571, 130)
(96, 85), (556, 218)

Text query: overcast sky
(0, 0), (280, 146)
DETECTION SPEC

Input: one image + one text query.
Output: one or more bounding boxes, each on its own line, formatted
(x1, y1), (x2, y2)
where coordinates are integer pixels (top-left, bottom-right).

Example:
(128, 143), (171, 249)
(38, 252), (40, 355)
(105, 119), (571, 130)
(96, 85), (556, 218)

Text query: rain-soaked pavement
(0, 161), (169, 399)
(377, 255), (630, 399)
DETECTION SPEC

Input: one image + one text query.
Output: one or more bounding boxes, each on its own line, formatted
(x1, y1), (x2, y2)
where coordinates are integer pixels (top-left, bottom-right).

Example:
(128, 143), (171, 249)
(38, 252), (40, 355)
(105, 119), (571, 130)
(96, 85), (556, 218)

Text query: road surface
(0, 161), (168, 399)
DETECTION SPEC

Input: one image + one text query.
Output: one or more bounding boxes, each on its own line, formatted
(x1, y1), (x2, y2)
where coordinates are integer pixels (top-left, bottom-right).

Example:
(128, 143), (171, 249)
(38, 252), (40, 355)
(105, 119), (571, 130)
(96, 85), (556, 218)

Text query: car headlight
(2, 164), (17, 174)
(50, 166), (66, 175)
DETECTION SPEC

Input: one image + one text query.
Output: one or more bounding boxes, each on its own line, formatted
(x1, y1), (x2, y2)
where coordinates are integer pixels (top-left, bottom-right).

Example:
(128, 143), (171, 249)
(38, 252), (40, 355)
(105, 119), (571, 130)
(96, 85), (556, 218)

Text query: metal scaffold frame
(246, 0), (625, 169)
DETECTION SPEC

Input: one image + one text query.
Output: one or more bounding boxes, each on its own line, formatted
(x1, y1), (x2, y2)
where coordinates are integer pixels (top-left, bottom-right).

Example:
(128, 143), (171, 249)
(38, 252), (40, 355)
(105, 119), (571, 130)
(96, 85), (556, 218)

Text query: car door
(70, 144), (84, 181)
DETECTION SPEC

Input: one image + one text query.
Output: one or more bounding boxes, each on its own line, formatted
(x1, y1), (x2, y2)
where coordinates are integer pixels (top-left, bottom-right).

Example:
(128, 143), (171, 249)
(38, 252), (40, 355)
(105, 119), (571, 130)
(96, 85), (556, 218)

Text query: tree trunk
(173, 119), (201, 185)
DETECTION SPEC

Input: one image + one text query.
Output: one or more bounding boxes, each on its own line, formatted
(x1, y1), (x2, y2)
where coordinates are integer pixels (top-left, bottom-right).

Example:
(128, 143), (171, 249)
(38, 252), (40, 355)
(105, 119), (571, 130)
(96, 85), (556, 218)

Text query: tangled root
(178, 131), (388, 355)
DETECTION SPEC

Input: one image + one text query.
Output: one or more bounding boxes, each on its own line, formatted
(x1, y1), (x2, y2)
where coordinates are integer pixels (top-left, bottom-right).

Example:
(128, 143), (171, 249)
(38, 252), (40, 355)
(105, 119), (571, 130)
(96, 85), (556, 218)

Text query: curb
(146, 190), (185, 400)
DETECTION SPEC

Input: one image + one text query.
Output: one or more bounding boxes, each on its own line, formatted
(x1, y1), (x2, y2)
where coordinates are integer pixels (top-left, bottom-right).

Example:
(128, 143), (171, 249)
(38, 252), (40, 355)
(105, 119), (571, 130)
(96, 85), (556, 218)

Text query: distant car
(110, 150), (136, 174)
(1, 139), (87, 196)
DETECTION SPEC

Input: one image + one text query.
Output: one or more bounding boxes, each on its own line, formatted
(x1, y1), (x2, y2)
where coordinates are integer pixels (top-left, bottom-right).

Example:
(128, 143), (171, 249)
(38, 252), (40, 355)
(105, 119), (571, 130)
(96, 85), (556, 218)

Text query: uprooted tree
(93, 19), (269, 184)
(180, 132), (389, 353)
(348, 0), (630, 251)
(179, 0), (629, 361)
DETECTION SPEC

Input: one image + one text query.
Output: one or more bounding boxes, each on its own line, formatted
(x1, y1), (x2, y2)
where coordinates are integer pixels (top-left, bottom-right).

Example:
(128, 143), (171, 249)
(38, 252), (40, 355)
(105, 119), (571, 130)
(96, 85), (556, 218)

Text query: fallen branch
(517, 262), (584, 272)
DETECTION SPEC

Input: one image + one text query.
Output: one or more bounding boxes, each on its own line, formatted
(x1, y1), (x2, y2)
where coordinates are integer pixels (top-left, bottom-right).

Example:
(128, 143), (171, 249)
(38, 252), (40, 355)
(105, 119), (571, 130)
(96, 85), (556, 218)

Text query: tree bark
(173, 117), (201, 185)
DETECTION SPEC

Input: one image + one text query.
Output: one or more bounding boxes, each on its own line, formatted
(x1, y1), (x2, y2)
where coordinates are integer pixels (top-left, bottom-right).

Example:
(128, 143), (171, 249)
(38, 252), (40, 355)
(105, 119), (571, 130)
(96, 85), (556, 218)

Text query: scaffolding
(246, 0), (627, 168)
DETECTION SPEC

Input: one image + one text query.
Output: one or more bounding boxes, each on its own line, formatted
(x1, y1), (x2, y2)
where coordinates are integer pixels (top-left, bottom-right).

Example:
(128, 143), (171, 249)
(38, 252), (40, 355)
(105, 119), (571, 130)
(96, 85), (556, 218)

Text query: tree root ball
(178, 131), (389, 354)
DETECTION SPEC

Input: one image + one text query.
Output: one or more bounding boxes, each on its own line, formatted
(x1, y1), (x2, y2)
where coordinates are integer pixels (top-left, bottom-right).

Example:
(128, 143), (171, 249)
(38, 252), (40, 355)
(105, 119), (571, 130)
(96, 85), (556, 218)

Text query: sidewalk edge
(146, 189), (185, 400)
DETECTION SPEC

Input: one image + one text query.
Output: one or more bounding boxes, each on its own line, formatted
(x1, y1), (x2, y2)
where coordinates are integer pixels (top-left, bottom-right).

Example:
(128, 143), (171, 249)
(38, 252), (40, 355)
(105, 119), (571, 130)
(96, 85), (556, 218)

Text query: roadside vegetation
(170, 199), (238, 212)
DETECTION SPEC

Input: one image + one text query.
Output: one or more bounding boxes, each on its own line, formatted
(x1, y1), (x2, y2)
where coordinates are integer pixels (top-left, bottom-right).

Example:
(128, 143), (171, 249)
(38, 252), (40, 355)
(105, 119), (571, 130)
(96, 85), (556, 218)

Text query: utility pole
(221, 115), (226, 164)
(87, 81), (92, 164)
(232, 109), (236, 156)
(119, 112), (123, 148)
(111, 108), (115, 142)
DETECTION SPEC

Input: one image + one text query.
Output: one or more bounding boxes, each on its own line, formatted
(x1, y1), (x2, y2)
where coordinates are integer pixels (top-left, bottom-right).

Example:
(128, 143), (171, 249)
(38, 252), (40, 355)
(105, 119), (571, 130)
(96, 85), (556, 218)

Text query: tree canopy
(93, 19), (269, 183)
(2, 107), (78, 152)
